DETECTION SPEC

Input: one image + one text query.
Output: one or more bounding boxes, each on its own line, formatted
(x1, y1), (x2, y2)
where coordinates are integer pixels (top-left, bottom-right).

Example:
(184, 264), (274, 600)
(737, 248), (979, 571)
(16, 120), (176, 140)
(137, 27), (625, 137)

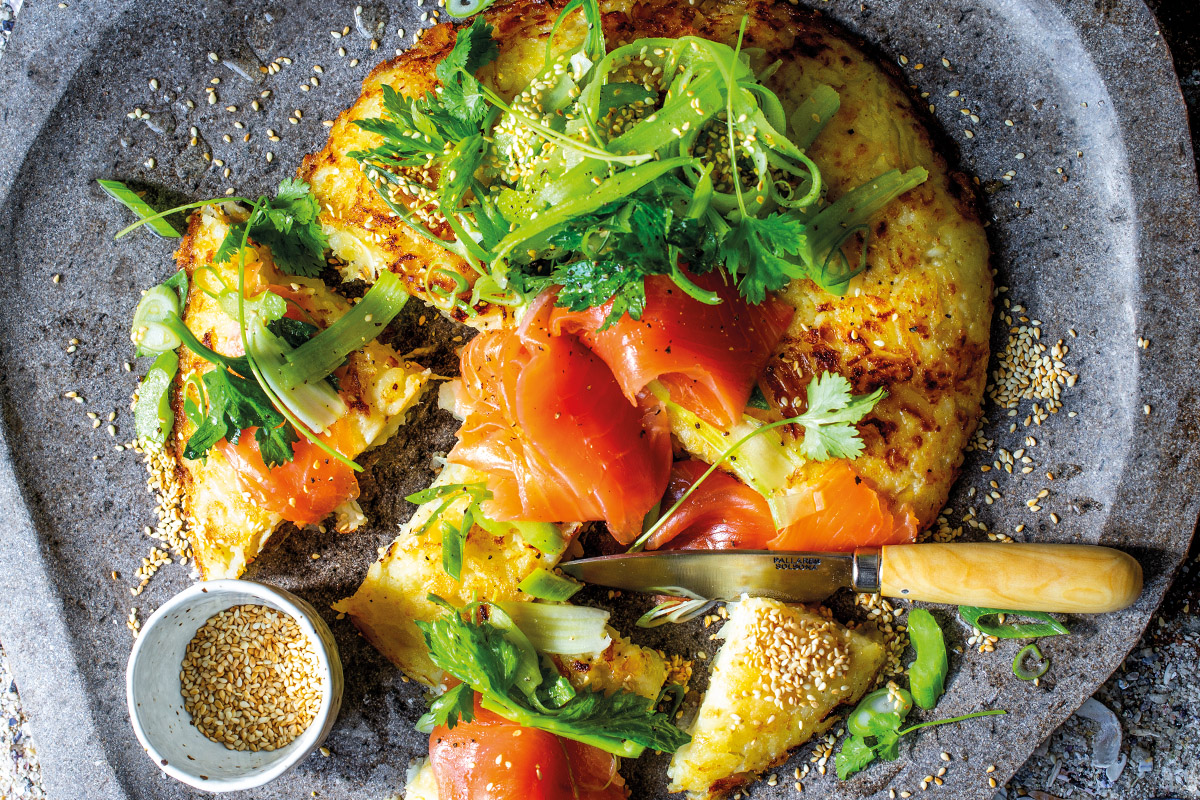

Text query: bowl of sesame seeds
(125, 579), (343, 792)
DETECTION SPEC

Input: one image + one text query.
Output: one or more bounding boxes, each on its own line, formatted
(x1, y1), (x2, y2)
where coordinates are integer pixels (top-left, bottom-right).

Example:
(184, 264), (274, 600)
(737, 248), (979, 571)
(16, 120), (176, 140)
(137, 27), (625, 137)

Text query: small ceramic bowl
(126, 579), (343, 793)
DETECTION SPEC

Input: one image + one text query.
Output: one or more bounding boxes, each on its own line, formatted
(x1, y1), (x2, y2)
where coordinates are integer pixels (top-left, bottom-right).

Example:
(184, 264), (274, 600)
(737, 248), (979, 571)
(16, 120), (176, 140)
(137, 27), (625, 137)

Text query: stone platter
(0, 0), (1197, 798)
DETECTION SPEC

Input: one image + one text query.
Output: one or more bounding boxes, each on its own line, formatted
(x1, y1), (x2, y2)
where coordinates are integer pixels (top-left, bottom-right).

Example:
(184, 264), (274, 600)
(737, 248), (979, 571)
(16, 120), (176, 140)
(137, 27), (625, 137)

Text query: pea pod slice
(845, 686), (912, 738)
(518, 567), (583, 601)
(906, 608), (948, 710)
(133, 350), (179, 448)
(959, 606), (1069, 639)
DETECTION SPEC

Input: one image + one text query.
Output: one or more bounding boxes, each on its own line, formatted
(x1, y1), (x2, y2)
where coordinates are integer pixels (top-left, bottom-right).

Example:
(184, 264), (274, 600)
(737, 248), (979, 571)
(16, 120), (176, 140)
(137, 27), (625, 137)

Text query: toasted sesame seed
(181, 604), (322, 752)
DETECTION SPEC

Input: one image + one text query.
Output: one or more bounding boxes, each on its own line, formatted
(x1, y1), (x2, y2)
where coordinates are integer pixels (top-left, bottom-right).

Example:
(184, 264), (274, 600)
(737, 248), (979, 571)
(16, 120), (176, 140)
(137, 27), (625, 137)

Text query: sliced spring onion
(133, 350), (179, 448)
(495, 601), (611, 655)
(278, 269), (409, 390)
(636, 593), (716, 628)
(131, 284), (186, 356)
(473, 515), (568, 558)
(1013, 643), (1050, 681)
(114, 196), (246, 240)
(98, 179), (182, 238)
(788, 84), (841, 150)
(958, 606), (1070, 639)
(445, 0), (496, 20)
(519, 567), (583, 601)
(442, 512), (470, 582)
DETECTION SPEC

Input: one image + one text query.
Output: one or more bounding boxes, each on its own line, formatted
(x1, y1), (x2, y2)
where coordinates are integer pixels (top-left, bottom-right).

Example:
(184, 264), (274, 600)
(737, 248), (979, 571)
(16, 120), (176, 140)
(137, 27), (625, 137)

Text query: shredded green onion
(636, 591), (717, 628)
(519, 567), (583, 601)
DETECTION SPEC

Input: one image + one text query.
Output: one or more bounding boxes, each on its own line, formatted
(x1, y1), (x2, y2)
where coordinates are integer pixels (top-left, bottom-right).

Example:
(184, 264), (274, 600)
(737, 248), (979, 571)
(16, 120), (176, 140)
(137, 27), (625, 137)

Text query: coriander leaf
(835, 734), (879, 780)
(440, 71), (490, 125)
(417, 682), (475, 733)
(253, 179), (328, 276)
(873, 728), (901, 761)
(716, 213), (807, 305)
(213, 179), (329, 277)
(182, 360), (297, 466)
(437, 18), (499, 83)
(268, 317), (319, 349)
(794, 371), (886, 461)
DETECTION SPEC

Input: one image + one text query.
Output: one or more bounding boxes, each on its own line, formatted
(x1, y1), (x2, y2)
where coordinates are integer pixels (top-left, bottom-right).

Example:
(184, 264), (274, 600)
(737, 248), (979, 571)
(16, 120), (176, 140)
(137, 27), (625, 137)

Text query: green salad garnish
(350, 0), (927, 326)
(417, 596), (690, 756)
(117, 179), (408, 468)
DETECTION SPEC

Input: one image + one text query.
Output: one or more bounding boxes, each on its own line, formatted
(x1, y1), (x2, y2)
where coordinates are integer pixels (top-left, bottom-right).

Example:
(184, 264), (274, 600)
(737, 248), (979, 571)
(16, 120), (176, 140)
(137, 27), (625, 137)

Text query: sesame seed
(180, 604), (323, 752)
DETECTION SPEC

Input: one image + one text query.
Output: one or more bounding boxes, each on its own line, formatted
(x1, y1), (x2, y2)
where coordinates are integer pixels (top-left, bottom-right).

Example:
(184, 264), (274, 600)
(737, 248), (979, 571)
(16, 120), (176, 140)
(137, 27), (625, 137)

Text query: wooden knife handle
(877, 543), (1142, 613)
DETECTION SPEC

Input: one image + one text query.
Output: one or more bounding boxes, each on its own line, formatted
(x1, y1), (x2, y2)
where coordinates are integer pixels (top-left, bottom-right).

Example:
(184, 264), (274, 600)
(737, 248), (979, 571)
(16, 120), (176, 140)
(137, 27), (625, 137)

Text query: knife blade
(558, 549), (879, 604)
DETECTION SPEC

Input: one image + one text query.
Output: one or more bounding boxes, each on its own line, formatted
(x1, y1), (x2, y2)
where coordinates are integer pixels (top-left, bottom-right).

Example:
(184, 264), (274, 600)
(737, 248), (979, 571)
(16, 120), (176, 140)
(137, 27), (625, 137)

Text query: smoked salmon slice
(649, 459), (917, 553)
(429, 695), (627, 800)
(448, 295), (671, 543)
(648, 460), (776, 551)
(768, 461), (918, 551)
(550, 273), (794, 430)
(218, 430), (358, 527)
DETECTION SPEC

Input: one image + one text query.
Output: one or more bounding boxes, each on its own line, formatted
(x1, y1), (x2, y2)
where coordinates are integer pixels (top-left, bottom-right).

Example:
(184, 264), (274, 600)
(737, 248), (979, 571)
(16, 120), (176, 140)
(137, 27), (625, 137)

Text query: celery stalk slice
(788, 84), (841, 150)
(278, 270), (409, 390)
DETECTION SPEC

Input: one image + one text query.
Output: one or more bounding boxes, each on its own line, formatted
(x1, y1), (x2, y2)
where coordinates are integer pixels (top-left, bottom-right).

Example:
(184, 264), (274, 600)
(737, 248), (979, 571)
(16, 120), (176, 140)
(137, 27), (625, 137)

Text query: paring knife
(559, 543), (1143, 613)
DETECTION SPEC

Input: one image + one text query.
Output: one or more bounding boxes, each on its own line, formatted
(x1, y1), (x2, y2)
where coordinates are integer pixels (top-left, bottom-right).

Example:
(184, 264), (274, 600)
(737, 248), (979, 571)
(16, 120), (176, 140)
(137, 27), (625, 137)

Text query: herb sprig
(836, 684), (1006, 780)
(416, 596), (691, 757)
(114, 178), (405, 470)
(791, 372), (887, 461)
(212, 178), (329, 277)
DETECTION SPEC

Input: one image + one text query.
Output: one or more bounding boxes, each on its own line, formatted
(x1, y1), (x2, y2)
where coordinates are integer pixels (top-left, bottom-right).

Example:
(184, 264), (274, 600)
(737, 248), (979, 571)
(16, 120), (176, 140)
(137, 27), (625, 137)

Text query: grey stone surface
(0, 1), (1197, 800)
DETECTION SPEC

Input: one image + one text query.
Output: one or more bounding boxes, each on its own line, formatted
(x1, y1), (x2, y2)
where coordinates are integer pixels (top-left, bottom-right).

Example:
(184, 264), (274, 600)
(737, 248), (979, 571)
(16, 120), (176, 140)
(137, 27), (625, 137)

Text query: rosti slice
(667, 597), (884, 799)
(332, 461), (670, 690)
(170, 207), (431, 579)
(299, 0), (990, 533)
(332, 461), (562, 685)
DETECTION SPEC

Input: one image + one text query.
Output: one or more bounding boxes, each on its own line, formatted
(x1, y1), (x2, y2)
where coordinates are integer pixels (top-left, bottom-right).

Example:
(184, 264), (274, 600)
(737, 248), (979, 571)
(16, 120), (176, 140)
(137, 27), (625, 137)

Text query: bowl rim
(124, 578), (339, 793)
